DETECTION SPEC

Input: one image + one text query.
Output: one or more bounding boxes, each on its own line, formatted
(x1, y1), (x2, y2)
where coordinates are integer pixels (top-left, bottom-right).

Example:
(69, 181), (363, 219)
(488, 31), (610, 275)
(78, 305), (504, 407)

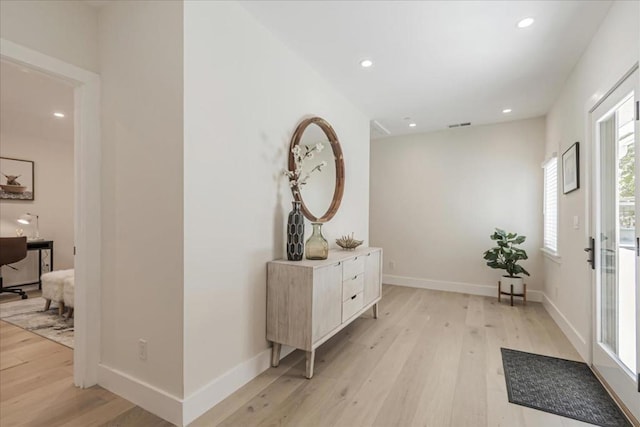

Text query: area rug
(0, 296), (73, 348)
(501, 348), (630, 426)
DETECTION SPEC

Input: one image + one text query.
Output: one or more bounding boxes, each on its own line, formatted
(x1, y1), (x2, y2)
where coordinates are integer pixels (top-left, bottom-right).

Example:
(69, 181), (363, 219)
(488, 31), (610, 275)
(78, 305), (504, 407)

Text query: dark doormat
(501, 348), (631, 427)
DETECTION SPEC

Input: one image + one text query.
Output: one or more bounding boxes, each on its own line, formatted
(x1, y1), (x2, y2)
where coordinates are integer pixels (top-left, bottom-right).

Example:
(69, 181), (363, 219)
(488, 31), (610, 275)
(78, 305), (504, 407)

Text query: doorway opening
(0, 60), (76, 349)
(0, 38), (101, 388)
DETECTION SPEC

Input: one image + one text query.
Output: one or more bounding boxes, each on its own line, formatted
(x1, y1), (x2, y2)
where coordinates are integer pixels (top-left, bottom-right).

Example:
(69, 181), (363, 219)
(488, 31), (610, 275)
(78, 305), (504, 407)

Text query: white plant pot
(501, 276), (524, 294)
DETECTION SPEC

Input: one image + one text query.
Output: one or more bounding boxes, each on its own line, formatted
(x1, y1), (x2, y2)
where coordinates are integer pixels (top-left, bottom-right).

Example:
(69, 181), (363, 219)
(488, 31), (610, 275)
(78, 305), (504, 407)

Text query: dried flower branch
(283, 142), (327, 196)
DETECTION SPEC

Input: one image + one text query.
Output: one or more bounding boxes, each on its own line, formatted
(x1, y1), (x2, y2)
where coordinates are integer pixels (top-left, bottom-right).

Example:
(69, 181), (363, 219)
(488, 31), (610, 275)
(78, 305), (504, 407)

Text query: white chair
(41, 269), (74, 315)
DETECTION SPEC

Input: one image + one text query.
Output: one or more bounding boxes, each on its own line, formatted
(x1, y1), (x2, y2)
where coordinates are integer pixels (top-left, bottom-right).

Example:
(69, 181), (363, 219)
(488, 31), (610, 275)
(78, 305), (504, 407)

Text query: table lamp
(17, 213), (42, 240)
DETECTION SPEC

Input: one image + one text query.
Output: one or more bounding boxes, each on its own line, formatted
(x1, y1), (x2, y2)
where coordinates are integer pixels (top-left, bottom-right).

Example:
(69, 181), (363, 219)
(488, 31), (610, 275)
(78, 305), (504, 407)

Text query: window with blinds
(543, 157), (558, 253)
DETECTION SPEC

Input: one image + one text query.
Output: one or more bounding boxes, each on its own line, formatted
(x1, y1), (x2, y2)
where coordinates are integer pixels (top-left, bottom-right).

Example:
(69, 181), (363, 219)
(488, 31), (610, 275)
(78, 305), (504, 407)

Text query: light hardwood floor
(0, 315), (171, 426)
(1, 285), (601, 426)
(192, 285), (594, 427)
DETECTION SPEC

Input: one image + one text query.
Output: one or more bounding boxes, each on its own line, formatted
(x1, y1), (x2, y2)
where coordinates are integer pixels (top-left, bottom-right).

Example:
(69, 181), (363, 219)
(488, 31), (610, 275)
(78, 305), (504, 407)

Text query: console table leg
(523, 283), (527, 305)
(305, 350), (315, 379)
(510, 284), (514, 307)
(373, 303), (378, 319)
(271, 342), (281, 368)
(498, 281), (501, 302)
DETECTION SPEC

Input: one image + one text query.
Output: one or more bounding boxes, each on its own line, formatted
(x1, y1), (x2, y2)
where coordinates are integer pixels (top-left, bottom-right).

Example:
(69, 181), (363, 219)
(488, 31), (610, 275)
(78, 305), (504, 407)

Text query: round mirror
(288, 117), (345, 222)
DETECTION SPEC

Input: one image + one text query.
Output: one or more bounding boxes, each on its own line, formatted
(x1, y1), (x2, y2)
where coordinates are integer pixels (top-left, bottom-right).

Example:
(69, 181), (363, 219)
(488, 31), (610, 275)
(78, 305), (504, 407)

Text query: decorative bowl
(0, 185), (27, 193)
(336, 233), (363, 251)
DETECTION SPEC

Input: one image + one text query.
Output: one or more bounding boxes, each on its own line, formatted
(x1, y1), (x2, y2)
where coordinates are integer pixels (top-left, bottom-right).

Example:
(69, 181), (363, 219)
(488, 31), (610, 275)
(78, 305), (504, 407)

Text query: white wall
(371, 118), (545, 296)
(2, 2), (369, 425)
(183, 1), (369, 422)
(0, 132), (74, 285)
(0, 0), (99, 73)
(98, 0), (184, 403)
(543, 0), (640, 361)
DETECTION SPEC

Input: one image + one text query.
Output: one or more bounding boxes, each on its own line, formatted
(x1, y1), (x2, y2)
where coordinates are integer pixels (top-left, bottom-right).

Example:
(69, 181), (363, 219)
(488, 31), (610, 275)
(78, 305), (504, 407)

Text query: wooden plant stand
(498, 281), (527, 306)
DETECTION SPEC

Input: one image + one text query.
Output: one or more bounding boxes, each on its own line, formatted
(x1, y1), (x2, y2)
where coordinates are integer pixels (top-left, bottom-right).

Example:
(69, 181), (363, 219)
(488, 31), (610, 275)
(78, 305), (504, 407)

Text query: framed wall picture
(562, 142), (579, 194)
(0, 157), (35, 200)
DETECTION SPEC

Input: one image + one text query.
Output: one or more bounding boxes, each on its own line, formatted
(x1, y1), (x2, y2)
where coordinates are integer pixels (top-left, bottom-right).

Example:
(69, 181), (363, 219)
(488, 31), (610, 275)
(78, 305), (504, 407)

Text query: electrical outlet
(138, 339), (147, 361)
(389, 260), (396, 270)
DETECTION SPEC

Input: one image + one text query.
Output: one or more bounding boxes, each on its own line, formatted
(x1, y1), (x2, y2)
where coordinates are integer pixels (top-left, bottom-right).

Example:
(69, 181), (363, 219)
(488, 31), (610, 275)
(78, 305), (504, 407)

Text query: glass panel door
(617, 97), (637, 374)
(591, 68), (639, 421)
(598, 96), (637, 371)
(599, 114), (618, 354)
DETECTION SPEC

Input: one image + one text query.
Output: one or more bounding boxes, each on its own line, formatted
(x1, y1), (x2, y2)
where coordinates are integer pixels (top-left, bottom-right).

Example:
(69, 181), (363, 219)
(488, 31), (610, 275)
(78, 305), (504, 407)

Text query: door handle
(584, 237), (595, 270)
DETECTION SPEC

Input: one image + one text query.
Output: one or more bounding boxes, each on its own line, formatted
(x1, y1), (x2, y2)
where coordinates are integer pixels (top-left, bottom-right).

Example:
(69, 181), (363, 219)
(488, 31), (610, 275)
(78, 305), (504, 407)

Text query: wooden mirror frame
(288, 117), (345, 223)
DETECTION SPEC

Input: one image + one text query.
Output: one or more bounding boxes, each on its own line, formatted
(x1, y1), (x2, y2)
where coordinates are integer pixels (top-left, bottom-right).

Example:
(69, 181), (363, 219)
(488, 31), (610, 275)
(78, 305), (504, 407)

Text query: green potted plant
(483, 228), (530, 293)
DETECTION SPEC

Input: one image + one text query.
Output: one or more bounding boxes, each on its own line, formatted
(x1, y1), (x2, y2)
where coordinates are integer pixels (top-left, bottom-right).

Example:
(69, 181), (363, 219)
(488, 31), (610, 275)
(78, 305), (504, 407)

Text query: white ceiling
(0, 60), (74, 142)
(241, 0), (612, 138)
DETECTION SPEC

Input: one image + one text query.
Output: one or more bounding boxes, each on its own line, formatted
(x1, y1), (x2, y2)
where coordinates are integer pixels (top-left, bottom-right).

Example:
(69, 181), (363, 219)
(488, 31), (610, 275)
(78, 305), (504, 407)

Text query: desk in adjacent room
(5, 240), (53, 289)
(27, 240), (54, 289)
(4, 240), (54, 291)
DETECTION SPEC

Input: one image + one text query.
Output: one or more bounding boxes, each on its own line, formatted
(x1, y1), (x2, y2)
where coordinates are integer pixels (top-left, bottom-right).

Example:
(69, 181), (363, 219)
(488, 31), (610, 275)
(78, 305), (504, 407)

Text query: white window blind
(543, 157), (558, 253)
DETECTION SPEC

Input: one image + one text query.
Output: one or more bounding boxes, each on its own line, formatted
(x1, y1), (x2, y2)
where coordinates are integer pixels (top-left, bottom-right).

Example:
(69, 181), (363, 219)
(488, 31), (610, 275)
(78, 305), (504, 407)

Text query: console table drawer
(342, 256), (364, 280)
(342, 273), (364, 301)
(342, 292), (364, 322)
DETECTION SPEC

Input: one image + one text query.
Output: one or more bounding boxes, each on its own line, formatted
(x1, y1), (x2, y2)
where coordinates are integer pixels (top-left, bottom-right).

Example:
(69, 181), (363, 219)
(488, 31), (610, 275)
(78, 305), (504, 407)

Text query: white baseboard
(182, 345), (295, 426)
(97, 364), (183, 426)
(541, 294), (589, 361)
(99, 344), (296, 427)
(383, 274), (544, 302)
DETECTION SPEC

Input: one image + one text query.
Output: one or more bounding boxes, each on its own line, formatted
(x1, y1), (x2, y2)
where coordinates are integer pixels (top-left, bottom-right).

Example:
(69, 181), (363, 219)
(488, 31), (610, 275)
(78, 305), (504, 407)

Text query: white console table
(267, 247), (382, 378)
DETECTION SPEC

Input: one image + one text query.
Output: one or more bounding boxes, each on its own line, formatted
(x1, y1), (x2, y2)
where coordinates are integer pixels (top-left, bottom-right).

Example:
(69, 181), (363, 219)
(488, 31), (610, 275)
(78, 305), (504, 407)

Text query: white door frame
(0, 39), (101, 387)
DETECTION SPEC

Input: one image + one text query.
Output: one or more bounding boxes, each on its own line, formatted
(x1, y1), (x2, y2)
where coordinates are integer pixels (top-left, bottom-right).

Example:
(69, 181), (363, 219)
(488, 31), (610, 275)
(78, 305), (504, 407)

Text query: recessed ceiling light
(360, 59), (373, 68)
(409, 123), (417, 127)
(53, 112), (65, 118)
(502, 108), (512, 113)
(517, 18), (534, 28)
